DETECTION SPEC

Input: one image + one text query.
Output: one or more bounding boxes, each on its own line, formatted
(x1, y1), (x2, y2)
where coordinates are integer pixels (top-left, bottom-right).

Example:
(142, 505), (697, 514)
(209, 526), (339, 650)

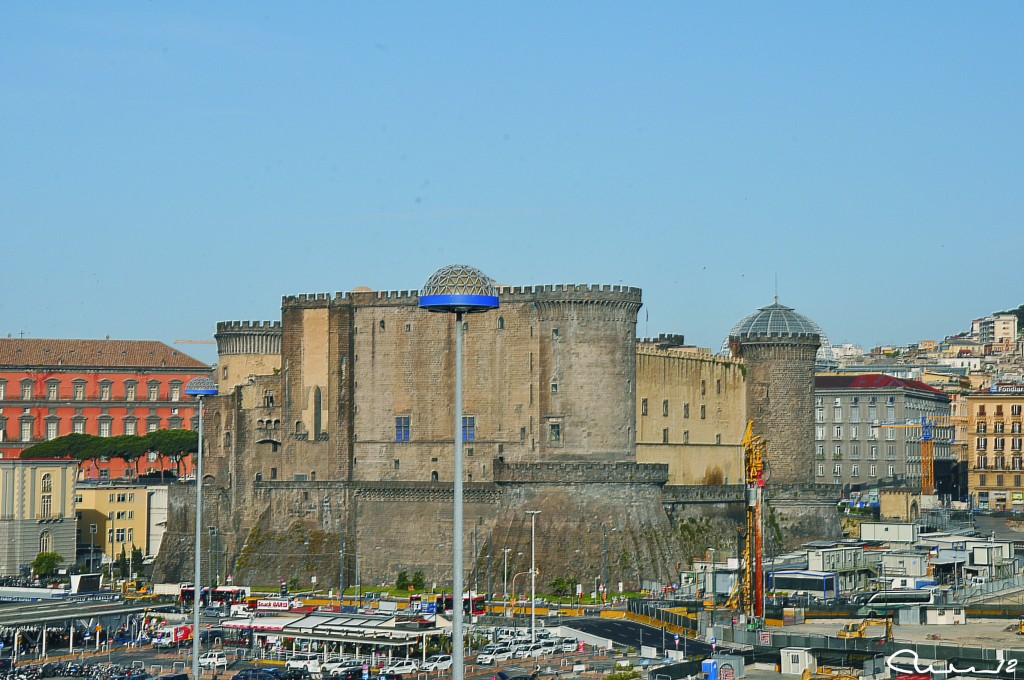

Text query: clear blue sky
(2, 3), (1022, 366)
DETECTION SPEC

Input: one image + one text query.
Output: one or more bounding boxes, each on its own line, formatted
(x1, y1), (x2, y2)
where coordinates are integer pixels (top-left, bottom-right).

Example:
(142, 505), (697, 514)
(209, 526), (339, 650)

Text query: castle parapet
(215, 320), (283, 356)
(279, 283), (643, 310)
(493, 461), (668, 484)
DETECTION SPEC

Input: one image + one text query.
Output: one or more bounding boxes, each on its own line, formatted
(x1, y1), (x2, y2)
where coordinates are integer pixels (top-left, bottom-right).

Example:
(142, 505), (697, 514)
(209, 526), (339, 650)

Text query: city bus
(211, 585), (251, 607)
(179, 585), (210, 607)
(856, 589), (934, 616)
(415, 593), (486, 615)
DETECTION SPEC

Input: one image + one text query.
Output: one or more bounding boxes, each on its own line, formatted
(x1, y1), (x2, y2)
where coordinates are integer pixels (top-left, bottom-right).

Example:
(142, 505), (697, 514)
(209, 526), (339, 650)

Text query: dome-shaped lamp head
(419, 264), (500, 313)
(185, 376), (218, 397)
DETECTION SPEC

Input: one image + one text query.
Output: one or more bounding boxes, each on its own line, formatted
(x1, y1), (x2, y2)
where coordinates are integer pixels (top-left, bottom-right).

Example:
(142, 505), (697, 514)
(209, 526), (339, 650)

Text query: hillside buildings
(964, 384), (1024, 512)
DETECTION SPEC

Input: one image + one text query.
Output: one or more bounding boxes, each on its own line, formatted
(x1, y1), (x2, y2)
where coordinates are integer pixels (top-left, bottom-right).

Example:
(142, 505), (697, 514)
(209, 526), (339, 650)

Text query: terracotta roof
(816, 373), (946, 396)
(0, 339), (210, 370)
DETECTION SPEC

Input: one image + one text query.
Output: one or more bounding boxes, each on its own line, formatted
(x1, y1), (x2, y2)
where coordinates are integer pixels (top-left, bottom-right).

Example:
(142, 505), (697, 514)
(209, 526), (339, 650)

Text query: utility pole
(602, 524), (608, 604)
(527, 510), (541, 644)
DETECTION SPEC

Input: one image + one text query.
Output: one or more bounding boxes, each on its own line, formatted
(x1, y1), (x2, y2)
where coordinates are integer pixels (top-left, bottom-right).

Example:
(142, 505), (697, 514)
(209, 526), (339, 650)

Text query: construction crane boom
(741, 421), (766, 620)
(879, 415), (946, 495)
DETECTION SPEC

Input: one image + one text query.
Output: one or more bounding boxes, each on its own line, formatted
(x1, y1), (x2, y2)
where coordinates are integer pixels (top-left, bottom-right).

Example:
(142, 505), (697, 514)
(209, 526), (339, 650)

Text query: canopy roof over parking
(224, 612), (451, 648)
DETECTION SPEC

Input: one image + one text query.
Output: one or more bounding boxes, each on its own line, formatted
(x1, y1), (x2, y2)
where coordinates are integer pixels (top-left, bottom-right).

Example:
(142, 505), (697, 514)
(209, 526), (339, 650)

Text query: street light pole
(602, 524), (608, 604)
(709, 548), (716, 629)
(502, 548), (512, 617)
(339, 530), (346, 602)
(527, 510), (541, 644)
(420, 264), (499, 680)
(186, 377), (218, 680)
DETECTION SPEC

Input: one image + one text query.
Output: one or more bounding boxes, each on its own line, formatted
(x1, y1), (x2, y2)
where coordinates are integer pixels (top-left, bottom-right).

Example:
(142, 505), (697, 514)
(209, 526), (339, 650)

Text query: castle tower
(214, 321), (283, 393)
(728, 301), (820, 485)
(727, 301), (841, 547)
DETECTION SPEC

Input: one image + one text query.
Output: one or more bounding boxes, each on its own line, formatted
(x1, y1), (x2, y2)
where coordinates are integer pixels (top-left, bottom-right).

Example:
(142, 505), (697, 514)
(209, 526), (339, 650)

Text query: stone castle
(154, 282), (839, 592)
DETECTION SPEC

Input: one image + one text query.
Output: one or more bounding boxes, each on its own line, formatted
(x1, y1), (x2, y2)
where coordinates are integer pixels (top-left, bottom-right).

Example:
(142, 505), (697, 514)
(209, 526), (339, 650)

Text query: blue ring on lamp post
(420, 294), (499, 312)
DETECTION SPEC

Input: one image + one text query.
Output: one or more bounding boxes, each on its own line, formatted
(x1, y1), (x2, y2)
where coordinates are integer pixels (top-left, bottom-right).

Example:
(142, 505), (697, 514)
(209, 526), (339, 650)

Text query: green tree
(31, 551), (64, 577)
(548, 576), (573, 597)
(131, 545), (144, 575)
(116, 546), (129, 577)
(411, 570), (426, 590)
(395, 570), (411, 590)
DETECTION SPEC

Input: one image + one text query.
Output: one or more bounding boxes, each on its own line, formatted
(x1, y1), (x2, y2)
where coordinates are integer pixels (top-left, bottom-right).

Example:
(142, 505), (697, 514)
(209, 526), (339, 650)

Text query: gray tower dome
(724, 301), (836, 371)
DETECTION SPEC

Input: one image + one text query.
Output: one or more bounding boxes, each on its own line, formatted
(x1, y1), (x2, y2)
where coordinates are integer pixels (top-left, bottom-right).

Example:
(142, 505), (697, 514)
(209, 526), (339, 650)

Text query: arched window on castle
(497, 317), (505, 330)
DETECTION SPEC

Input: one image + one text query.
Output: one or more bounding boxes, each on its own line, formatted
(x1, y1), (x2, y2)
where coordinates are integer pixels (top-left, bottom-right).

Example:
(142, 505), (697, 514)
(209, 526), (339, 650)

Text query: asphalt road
(566, 618), (713, 657)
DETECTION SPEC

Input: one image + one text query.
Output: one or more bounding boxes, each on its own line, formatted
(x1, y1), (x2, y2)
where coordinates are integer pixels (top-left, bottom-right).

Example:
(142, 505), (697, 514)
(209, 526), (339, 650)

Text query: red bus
(436, 593), (486, 616)
(211, 586), (251, 606)
(179, 585), (209, 606)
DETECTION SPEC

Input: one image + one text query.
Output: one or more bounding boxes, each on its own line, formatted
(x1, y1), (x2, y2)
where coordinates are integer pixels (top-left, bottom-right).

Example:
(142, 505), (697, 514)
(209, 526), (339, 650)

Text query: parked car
(235, 670), (286, 680)
(381, 659), (418, 675)
(477, 647), (512, 665)
(322, 658), (356, 676)
(560, 638), (578, 653)
(420, 655), (453, 672)
(198, 652), (228, 671)
(514, 643), (544, 659)
(280, 670), (314, 680)
(286, 653), (322, 675)
(328, 667), (362, 680)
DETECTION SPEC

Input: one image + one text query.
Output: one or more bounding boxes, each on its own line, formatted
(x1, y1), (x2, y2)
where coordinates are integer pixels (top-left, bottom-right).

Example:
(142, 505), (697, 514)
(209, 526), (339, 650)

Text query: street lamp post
(526, 510), (541, 644)
(708, 548), (716, 629)
(186, 376), (218, 680)
(602, 524), (609, 604)
(420, 264), (499, 680)
(502, 548), (512, 617)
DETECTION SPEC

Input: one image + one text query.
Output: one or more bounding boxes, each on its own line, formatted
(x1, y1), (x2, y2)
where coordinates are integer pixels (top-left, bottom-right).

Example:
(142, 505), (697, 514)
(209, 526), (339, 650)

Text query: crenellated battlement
(636, 344), (744, 365)
(215, 320), (283, 356)
(216, 320), (282, 333)
(280, 283), (643, 309)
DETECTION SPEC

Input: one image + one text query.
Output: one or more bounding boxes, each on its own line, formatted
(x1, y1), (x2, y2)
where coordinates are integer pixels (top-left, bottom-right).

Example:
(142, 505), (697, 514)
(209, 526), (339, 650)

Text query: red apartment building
(0, 339), (211, 470)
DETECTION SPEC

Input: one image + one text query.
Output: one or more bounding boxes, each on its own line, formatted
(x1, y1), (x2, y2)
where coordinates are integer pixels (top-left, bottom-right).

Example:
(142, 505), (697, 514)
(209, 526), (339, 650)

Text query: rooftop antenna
(774, 274), (779, 304)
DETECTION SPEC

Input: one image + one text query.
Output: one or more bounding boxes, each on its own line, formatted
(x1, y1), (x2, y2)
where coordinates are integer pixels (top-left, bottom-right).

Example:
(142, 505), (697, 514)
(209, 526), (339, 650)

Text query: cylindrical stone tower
(728, 301), (821, 486)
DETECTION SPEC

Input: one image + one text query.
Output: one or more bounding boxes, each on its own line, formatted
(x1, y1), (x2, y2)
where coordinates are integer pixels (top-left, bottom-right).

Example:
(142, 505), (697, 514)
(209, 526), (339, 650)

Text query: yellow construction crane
(879, 415), (953, 495)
